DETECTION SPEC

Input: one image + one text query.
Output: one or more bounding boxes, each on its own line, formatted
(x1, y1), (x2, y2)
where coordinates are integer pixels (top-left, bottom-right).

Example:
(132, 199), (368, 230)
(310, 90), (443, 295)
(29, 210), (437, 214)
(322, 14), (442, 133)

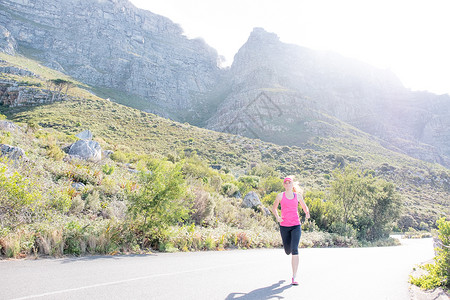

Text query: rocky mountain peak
(233, 28), (283, 65)
(247, 27), (280, 44)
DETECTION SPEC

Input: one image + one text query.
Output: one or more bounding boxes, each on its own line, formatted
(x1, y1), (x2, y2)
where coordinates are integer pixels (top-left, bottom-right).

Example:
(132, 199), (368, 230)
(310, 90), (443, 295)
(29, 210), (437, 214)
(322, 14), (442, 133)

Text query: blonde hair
(287, 175), (303, 196)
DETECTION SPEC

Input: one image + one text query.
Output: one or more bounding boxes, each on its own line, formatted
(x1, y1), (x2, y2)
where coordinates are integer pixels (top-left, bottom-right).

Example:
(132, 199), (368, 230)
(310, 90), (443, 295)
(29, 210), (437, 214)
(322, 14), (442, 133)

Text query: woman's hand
(276, 216), (284, 223)
(305, 211), (310, 219)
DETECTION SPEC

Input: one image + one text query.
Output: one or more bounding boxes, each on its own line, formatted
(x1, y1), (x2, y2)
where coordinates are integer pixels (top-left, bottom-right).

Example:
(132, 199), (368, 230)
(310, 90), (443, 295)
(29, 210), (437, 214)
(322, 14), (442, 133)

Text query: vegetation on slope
(0, 53), (449, 258)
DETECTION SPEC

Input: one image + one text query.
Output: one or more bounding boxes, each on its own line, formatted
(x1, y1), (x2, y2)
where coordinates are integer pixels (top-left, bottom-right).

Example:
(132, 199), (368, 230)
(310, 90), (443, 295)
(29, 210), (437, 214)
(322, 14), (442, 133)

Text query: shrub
(181, 155), (216, 180)
(127, 160), (190, 245)
(48, 190), (72, 214)
(328, 167), (401, 241)
(260, 176), (283, 195)
(237, 175), (260, 195)
(304, 191), (336, 231)
(64, 220), (84, 255)
(190, 187), (215, 226)
(410, 217), (449, 289)
(222, 182), (239, 197)
(0, 131), (11, 144)
(0, 227), (35, 258)
(102, 164), (115, 175)
(47, 143), (66, 160)
(238, 175), (260, 188)
(261, 192), (277, 208)
(110, 150), (128, 163)
(63, 163), (102, 185)
(0, 161), (43, 227)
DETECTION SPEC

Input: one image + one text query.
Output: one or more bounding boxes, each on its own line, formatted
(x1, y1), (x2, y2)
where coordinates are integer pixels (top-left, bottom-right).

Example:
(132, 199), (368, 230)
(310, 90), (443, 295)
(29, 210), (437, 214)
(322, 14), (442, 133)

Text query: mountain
(206, 28), (450, 167)
(0, 0), (450, 169)
(0, 0), (222, 118)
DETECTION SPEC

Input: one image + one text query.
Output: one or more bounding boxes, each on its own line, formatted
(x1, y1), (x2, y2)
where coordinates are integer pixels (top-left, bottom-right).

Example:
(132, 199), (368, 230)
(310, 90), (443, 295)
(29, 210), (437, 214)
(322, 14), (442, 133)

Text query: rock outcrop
(0, 25), (16, 55)
(0, 144), (27, 160)
(0, 120), (19, 131)
(0, 0), (222, 119)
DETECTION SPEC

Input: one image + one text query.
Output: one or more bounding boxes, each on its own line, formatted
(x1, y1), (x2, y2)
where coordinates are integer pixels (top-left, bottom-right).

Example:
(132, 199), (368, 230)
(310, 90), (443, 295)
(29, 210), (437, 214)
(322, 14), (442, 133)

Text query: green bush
(47, 143), (66, 160)
(0, 131), (11, 144)
(410, 217), (450, 289)
(127, 160), (190, 245)
(64, 220), (84, 255)
(181, 155), (216, 180)
(260, 176), (283, 196)
(62, 164), (102, 185)
(237, 175), (260, 195)
(304, 190), (336, 231)
(222, 182), (239, 197)
(48, 190), (72, 214)
(261, 192), (277, 208)
(102, 164), (115, 175)
(110, 150), (129, 163)
(0, 161), (43, 227)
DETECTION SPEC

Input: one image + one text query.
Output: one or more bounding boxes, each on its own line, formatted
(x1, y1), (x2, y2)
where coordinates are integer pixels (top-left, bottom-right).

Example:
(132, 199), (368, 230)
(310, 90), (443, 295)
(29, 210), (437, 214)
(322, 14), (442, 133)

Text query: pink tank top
(280, 192), (300, 227)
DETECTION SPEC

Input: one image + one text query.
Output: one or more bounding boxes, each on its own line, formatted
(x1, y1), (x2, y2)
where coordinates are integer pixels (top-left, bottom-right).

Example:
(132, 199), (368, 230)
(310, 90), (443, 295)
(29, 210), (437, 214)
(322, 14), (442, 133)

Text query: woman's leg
(290, 225), (301, 279)
(292, 255), (299, 279)
(279, 226), (292, 255)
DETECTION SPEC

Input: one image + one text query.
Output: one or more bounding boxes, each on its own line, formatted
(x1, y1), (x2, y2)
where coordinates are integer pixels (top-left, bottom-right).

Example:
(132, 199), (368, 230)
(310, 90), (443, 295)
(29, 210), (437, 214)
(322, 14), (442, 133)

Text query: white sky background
(129, 0), (450, 95)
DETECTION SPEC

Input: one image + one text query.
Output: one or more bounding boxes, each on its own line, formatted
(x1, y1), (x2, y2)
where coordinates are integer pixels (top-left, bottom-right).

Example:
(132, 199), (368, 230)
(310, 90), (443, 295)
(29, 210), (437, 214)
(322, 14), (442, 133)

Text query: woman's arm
(272, 193), (283, 223)
(298, 193), (310, 219)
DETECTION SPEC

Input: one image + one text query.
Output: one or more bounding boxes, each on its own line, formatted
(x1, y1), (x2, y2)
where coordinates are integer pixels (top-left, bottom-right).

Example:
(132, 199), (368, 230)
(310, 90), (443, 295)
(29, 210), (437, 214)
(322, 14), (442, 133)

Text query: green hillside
(0, 53), (448, 257)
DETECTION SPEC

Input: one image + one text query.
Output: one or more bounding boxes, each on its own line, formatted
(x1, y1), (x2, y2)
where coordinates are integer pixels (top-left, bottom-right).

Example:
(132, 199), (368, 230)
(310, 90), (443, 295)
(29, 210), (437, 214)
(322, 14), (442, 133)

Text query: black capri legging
(280, 225), (301, 255)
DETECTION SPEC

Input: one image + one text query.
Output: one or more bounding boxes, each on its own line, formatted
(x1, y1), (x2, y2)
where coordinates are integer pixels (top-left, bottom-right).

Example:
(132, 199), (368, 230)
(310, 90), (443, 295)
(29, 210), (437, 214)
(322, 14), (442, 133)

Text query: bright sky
(129, 0), (450, 95)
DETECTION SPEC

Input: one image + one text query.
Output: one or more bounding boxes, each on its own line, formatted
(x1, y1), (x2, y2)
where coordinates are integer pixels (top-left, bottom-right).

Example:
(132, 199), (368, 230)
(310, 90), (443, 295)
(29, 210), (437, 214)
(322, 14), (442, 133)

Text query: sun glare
(129, 0), (450, 95)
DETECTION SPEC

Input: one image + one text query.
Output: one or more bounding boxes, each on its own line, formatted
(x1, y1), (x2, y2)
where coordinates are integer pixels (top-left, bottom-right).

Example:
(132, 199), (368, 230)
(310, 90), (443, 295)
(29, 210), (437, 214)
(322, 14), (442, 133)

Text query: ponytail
(287, 175), (303, 196)
(293, 182), (303, 196)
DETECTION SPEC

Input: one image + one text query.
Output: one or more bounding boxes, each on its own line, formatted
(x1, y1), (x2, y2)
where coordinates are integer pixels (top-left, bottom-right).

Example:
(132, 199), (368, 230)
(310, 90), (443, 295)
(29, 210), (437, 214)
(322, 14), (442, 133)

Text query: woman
(272, 176), (310, 285)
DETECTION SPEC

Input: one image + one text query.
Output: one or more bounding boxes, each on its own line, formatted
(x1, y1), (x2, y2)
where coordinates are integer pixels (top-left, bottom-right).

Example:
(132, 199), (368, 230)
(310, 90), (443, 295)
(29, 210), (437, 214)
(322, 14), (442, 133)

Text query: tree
(46, 79), (74, 101)
(329, 166), (366, 234)
(365, 180), (401, 241)
(329, 166), (401, 241)
(127, 160), (190, 236)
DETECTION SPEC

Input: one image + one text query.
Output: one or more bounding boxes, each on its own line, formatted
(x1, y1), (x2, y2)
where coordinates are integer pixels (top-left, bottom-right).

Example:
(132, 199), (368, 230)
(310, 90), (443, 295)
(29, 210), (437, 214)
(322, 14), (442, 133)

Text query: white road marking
(10, 261), (258, 300)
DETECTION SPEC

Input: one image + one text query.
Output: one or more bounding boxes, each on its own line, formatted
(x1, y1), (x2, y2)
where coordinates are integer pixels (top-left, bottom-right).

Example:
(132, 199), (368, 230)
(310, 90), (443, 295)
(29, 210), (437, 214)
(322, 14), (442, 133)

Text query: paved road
(1, 237), (434, 300)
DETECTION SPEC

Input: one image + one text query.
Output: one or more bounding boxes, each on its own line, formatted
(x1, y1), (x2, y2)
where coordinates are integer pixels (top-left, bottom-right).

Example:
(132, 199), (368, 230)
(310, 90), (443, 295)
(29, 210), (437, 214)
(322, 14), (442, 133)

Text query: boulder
(103, 150), (114, 157)
(68, 140), (102, 161)
(0, 144), (27, 160)
(242, 191), (262, 208)
(75, 130), (93, 140)
(71, 182), (86, 190)
(260, 206), (272, 216)
(0, 120), (19, 131)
